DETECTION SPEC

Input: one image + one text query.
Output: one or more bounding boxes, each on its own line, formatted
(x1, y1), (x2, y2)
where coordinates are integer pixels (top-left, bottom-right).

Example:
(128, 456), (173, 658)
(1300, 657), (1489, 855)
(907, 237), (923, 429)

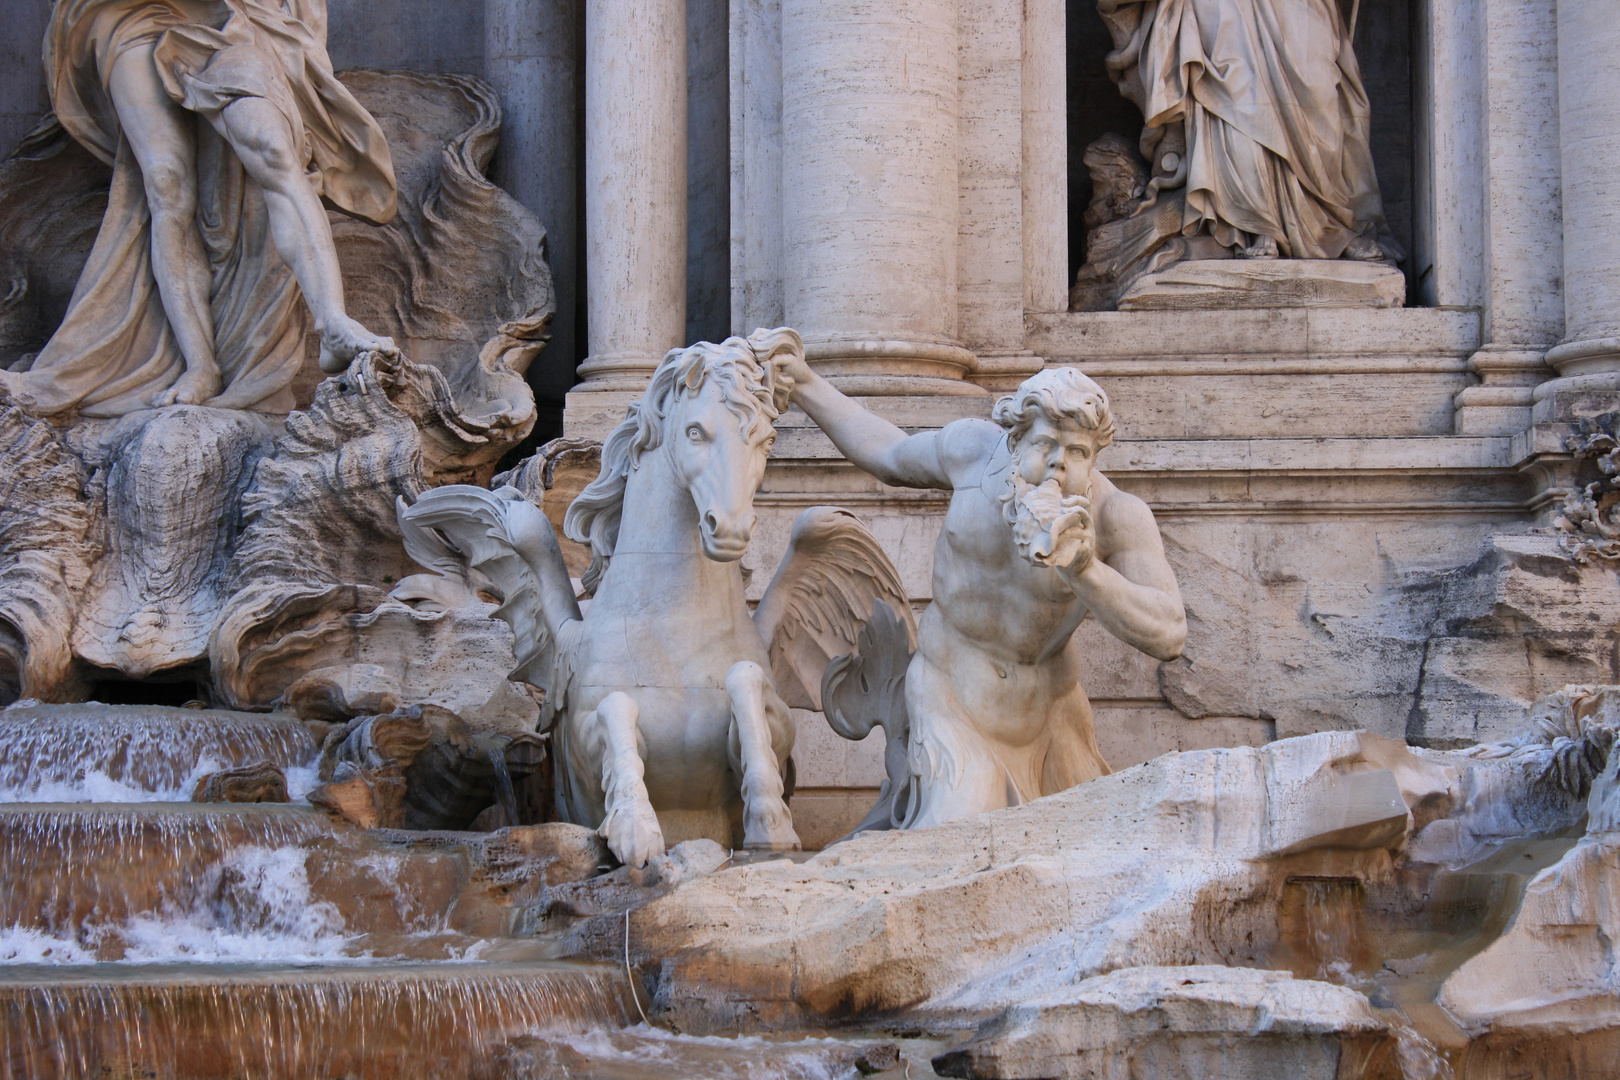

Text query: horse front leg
(590, 691), (665, 868)
(726, 661), (801, 851)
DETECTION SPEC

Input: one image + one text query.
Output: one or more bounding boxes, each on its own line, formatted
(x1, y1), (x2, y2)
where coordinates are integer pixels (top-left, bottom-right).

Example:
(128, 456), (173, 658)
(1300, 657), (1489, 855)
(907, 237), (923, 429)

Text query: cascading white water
(0, 703), (319, 802)
(2, 962), (637, 1080)
(0, 844), (355, 966)
(1392, 1023), (1456, 1080)
(0, 704), (645, 1076)
(0, 805), (354, 964)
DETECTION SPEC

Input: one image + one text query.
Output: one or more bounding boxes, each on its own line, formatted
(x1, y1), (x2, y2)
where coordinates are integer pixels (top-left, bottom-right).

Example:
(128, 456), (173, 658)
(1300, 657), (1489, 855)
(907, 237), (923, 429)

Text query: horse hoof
(743, 807), (801, 852)
(603, 803), (666, 868)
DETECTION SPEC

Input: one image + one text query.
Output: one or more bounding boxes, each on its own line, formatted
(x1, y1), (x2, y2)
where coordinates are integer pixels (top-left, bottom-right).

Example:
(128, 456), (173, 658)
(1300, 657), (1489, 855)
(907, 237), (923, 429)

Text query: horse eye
(687, 424), (706, 442)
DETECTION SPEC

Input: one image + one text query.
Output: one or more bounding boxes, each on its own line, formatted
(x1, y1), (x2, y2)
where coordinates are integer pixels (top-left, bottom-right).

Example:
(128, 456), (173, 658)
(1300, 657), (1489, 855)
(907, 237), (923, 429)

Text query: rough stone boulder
(592, 731), (1452, 1031)
(930, 966), (1387, 1080)
(188, 761), (289, 804)
(1437, 762), (1620, 1073)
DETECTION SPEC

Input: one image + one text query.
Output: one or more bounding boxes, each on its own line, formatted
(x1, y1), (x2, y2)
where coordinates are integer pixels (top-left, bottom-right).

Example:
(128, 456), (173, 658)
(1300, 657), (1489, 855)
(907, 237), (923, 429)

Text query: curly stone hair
(991, 367), (1115, 449)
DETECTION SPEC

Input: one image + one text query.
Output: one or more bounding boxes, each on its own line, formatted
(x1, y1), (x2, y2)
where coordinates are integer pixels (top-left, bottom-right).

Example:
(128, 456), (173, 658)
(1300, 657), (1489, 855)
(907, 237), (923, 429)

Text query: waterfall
(2, 962), (636, 1080)
(0, 702), (645, 1076)
(0, 704), (318, 802)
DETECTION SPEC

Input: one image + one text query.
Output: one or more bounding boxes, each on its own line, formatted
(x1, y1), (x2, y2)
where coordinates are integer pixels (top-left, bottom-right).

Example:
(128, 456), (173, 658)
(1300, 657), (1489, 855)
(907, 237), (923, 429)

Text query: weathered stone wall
(0, 1), (51, 160)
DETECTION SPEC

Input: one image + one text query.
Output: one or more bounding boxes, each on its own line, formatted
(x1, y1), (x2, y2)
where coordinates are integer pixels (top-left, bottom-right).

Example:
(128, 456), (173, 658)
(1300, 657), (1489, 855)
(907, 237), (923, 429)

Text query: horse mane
(563, 327), (802, 595)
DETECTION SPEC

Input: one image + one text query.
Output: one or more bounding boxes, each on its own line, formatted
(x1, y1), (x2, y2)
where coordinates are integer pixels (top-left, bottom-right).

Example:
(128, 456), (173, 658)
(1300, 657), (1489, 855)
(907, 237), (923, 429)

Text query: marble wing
(753, 506), (916, 711)
(821, 599), (915, 834)
(395, 486), (554, 688)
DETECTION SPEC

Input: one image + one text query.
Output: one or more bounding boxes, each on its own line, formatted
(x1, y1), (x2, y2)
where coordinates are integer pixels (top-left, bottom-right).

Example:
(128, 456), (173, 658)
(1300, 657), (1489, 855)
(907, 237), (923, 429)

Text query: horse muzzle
(700, 510), (754, 561)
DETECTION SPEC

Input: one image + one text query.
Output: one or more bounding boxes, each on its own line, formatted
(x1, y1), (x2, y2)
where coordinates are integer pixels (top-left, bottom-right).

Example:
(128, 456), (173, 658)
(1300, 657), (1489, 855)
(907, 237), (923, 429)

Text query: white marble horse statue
(395, 328), (914, 866)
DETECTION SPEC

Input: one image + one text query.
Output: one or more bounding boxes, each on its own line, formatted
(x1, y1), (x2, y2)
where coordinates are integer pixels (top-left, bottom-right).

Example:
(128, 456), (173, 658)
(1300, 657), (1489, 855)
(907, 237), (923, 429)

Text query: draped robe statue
(1099, 0), (1386, 261)
(0, 0), (397, 418)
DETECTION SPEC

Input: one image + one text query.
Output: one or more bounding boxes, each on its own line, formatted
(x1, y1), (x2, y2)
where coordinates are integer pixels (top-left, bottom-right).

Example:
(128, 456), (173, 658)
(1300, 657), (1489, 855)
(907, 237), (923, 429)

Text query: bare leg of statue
(109, 44), (223, 407)
(213, 96), (397, 374)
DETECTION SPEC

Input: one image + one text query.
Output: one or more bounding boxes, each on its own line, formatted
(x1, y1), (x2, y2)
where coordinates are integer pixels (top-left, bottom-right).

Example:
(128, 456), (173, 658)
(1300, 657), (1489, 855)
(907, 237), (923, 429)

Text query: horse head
(565, 328), (803, 588)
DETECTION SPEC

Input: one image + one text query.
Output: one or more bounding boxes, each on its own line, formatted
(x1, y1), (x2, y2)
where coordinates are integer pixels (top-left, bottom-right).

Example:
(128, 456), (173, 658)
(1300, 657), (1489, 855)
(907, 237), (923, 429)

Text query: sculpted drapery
(9, 0), (395, 418)
(1100, 0), (1385, 260)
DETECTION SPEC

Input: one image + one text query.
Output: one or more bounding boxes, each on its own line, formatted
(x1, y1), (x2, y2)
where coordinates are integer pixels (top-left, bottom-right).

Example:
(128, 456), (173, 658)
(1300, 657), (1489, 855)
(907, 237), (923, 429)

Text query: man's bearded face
(1011, 415), (1100, 498)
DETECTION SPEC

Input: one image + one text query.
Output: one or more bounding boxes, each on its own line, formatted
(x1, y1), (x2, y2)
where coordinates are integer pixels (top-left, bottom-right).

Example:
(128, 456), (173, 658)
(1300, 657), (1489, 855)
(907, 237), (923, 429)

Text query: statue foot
(1343, 234), (1386, 262)
(149, 364), (223, 408)
(318, 315), (399, 374)
(1238, 234), (1280, 260)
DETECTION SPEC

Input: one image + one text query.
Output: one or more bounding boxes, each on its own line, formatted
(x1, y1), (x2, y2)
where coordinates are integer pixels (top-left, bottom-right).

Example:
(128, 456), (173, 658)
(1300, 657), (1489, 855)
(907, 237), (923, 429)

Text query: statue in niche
(1074, 0), (1401, 311)
(777, 359), (1187, 828)
(0, 0), (398, 418)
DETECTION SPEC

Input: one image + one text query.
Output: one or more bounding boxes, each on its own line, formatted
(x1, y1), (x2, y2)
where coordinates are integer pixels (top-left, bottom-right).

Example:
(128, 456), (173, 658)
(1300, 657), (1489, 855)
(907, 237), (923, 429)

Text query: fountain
(3, 0), (1619, 1075)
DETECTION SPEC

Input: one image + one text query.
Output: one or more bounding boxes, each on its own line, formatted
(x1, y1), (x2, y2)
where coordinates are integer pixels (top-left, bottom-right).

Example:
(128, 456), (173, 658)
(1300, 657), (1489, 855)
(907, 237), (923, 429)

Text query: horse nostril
(702, 511), (720, 536)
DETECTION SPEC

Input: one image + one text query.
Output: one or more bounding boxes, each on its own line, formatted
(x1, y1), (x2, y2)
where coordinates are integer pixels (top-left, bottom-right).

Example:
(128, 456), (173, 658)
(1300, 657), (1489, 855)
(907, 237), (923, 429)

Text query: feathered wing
(754, 506), (916, 711)
(395, 485), (557, 689)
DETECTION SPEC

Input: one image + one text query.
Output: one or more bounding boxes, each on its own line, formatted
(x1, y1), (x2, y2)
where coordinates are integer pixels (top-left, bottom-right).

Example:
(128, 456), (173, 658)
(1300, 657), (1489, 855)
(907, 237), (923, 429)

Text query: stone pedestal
(570, 0), (687, 404)
(779, 0), (983, 399)
(1536, 0), (1620, 399)
(1115, 260), (1407, 311)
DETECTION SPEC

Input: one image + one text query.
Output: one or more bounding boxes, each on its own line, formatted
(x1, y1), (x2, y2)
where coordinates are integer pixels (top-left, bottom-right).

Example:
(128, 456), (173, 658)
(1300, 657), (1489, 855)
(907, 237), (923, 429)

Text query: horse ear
(675, 346), (707, 392)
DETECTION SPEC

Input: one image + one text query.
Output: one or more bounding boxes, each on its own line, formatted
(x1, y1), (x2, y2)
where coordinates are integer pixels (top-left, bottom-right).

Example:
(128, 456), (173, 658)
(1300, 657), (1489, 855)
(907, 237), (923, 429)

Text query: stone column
(1020, 0), (1067, 318)
(957, 0), (1026, 374)
(485, 0), (585, 428)
(1452, 0), (1562, 435)
(568, 0), (687, 421)
(780, 0), (983, 401)
(1541, 0), (1620, 394)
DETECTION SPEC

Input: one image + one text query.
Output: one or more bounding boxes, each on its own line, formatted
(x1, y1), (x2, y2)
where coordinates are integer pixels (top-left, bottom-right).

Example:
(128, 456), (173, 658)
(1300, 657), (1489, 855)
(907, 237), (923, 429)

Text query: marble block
(1117, 260), (1407, 311)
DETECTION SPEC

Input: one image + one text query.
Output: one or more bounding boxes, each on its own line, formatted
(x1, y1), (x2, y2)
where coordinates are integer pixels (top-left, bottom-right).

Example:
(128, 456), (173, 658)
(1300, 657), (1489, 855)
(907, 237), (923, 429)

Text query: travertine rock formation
(931, 966), (1388, 1080)
(591, 729), (1446, 1030)
(189, 761), (290, 805)
(1158, 531), (1620, 747)
(554, 691), (1620, 1073)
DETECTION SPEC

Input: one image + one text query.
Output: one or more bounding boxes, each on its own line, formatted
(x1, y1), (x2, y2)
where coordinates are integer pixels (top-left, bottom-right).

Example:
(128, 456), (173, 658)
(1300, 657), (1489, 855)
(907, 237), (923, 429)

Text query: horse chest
(570, 610), (768, 692)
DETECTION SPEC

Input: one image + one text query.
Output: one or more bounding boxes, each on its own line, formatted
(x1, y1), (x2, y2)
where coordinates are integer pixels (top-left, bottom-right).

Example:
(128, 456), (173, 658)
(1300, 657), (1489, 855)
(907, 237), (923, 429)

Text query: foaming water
(0, 703), (318, 802)
(0, 844), (354, 966)
(0, 805), (339, 958)
(1, 961), (636, 1080)
(1392, 1023), (1455, 1080)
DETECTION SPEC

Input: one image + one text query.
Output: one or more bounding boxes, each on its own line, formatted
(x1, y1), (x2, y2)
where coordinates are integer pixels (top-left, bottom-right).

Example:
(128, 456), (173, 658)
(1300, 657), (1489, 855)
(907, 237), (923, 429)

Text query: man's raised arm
(781, 362), (951, 490)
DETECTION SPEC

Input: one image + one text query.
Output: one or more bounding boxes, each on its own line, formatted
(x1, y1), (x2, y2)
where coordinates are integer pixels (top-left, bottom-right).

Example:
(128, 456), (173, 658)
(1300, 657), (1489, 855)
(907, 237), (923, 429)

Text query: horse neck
(596, 444), (744, 606)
